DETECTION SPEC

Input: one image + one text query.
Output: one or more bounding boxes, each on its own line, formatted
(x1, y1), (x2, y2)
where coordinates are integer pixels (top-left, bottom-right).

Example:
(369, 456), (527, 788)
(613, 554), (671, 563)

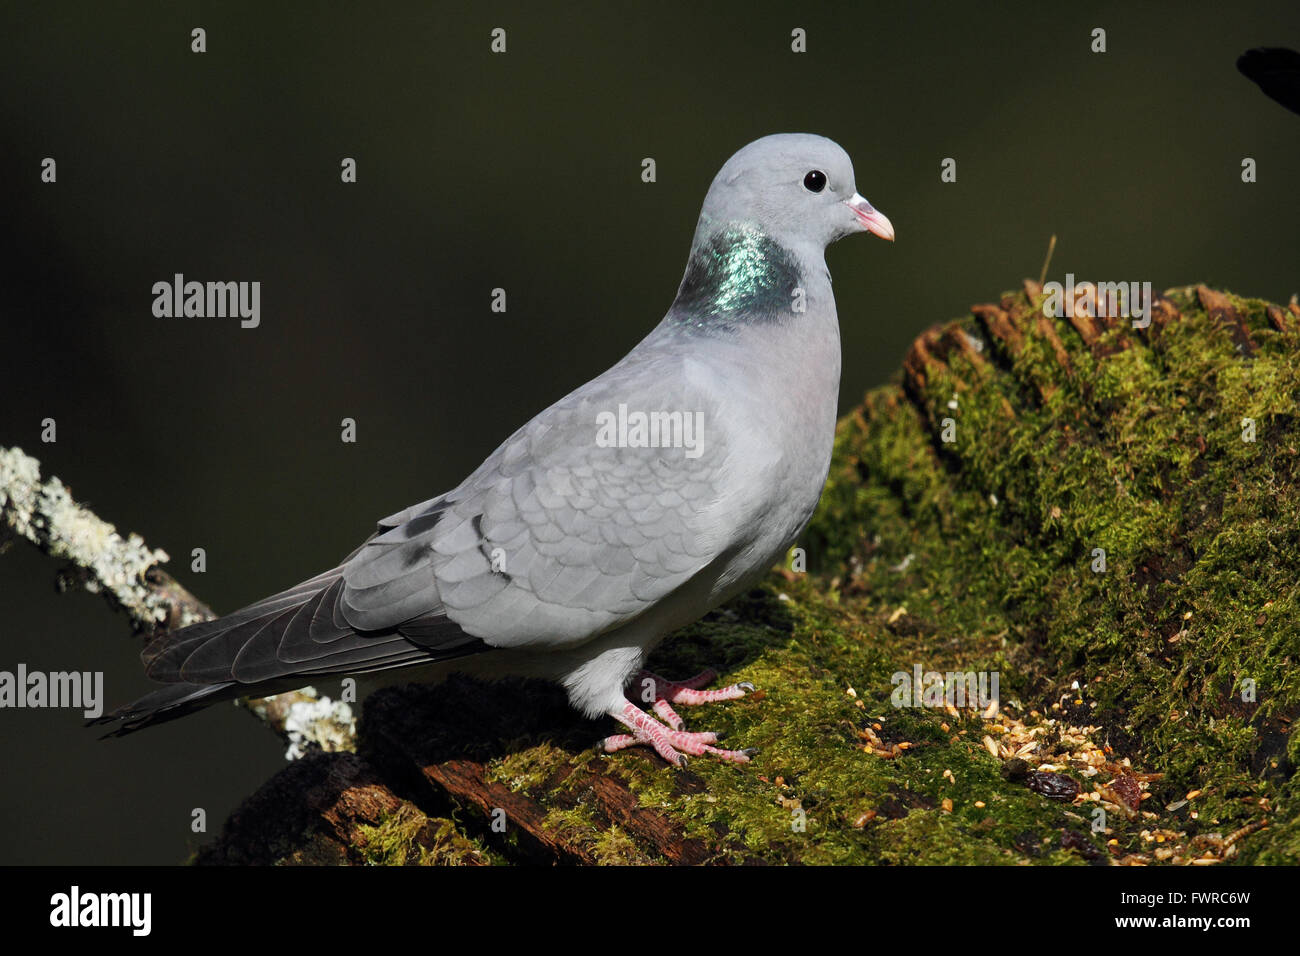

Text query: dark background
(1, 2), (1296, 864)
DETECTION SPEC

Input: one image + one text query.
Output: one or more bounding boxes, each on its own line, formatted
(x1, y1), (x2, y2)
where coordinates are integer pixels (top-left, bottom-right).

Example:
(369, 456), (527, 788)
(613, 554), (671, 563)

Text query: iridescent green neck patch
(666, 227), (803, 333)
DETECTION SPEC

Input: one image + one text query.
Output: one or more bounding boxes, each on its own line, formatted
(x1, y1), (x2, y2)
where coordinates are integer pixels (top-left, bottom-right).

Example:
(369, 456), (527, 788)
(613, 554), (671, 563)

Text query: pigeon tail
(95, 559), (487, 737)
(88, 680), (241, 737)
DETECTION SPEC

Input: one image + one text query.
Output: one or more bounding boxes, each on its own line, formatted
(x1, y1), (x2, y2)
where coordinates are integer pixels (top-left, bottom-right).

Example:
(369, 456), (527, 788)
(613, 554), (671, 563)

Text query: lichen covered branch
(0, 445), (354, 756)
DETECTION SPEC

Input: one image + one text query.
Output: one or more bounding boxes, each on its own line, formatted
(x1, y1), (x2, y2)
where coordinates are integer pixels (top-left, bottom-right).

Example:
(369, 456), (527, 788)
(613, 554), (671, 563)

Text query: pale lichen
(282, 690), (357, 760)
(2, 445), (356, 756)
(1, 446), (170, 624)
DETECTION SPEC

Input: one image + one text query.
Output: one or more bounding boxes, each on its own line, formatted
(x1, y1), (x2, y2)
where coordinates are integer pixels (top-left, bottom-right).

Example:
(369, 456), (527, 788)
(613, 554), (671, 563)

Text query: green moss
(356, 803), (496, 866)
(538, 806), (657, 864)
(487, 742), (576, 792)
(533, 581), (1111, 865)
(801, 284), (1299, 863)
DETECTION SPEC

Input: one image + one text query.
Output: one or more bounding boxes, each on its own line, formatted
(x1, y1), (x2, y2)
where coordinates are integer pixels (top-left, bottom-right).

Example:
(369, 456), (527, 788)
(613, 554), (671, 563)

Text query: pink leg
(602, 701), (756, 766)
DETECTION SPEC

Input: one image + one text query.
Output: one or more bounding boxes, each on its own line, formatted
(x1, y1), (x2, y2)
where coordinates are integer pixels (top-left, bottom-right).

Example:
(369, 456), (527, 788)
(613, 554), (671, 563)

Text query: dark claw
(677, 754), (690, 768)
(740, 747), (760, 758)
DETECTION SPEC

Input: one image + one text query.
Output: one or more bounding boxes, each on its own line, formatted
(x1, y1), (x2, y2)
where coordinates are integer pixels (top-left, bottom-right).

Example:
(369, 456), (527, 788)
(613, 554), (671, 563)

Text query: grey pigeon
(97, 133), (894, 765)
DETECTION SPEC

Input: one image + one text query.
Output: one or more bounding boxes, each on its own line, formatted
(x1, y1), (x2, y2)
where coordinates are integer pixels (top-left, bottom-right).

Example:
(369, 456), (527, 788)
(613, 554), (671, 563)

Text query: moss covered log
(202, 282), (1299, 865)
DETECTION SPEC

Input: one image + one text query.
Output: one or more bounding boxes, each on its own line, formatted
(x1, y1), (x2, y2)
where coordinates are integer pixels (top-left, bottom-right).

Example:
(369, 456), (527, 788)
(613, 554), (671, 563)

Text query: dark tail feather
(93, 543), (481, 738)
(88, 681), (239, 738)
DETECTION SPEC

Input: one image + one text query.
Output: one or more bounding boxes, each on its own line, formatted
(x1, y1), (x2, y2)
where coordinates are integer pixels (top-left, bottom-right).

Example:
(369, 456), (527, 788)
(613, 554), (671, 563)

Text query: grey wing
(341, 358), (735, 650)
(144, 354), (736, 690)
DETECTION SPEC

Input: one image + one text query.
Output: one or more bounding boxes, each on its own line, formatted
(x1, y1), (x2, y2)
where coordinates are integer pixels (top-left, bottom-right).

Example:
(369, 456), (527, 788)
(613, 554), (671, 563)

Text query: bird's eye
(803, 170), (827, 193)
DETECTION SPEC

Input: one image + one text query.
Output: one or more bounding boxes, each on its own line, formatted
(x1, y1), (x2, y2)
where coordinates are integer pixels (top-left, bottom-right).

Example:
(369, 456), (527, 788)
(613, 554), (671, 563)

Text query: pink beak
(844, 193), (895, 241)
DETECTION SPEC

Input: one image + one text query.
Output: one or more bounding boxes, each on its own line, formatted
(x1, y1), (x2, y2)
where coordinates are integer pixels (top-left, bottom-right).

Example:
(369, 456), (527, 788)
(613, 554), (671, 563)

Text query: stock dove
(97, 133), (894, 765)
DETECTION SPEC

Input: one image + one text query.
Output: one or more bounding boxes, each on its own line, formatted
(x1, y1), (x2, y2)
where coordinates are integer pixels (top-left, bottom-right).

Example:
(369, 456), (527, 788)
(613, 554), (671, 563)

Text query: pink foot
(600, 670), (759, 766)
(602, 702), (756, 766)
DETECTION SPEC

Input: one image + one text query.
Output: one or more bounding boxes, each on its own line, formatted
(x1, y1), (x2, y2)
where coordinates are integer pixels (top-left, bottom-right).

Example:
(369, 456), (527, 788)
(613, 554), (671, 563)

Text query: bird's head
(696, 133), (894, 252)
